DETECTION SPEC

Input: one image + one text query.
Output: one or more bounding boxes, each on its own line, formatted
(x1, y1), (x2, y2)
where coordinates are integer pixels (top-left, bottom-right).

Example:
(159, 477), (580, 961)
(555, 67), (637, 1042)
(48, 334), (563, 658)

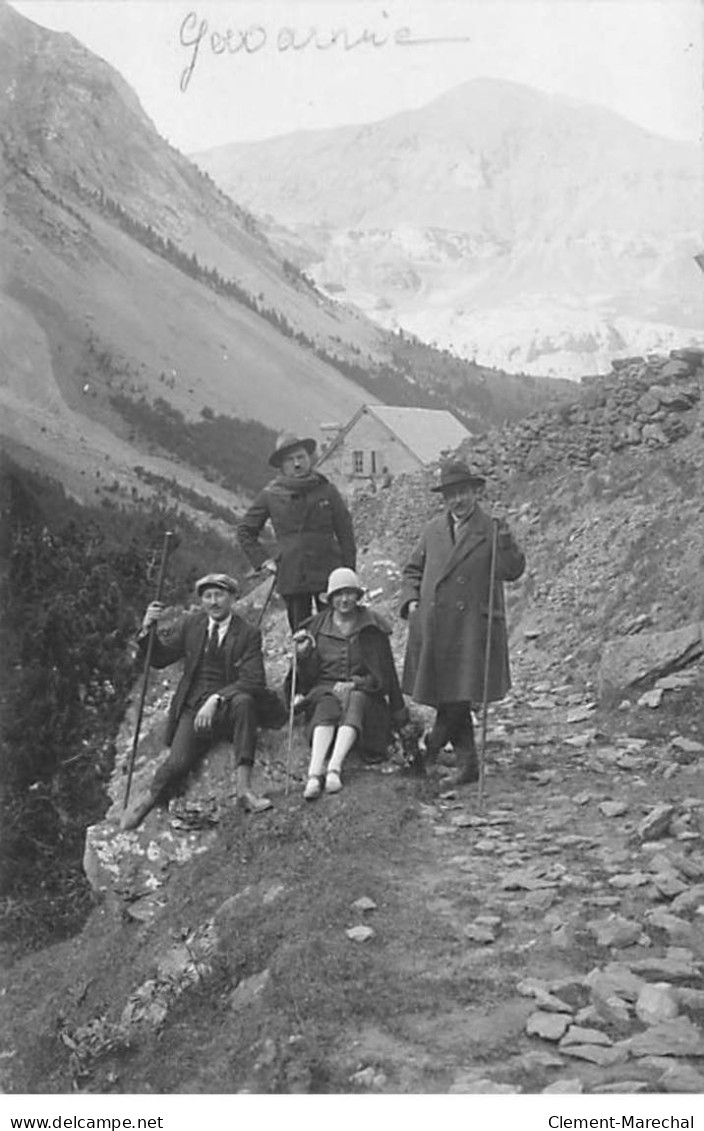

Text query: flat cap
(195, 573), (239, 596)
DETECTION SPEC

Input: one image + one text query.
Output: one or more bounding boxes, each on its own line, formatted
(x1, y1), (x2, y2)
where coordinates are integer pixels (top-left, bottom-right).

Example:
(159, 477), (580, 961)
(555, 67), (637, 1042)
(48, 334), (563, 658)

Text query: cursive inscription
(179, 11), (472, 92)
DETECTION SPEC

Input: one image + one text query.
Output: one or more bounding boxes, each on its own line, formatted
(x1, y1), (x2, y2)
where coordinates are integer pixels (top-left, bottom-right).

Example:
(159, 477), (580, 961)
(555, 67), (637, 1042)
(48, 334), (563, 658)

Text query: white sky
(10, 0), (704, 153)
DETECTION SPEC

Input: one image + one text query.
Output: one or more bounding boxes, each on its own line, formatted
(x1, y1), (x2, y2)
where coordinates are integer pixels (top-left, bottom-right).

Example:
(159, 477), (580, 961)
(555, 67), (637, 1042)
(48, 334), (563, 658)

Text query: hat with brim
(195, 573), (239, 597)
(322, 567), (364, 602)
(269, 431), (317, 468)
(430, 459), (486, 492)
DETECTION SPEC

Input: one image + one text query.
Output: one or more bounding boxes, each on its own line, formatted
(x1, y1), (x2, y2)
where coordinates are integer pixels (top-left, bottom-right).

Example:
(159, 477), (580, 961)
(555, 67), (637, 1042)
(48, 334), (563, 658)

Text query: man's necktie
(205, 624), (219, 660)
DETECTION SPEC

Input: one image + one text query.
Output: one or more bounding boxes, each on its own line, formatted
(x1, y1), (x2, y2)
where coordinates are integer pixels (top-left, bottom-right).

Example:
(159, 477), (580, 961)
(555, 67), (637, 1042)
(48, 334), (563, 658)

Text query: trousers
(427, 702), (476, 753)
(284, 592), (324, 632)
(152, 691), (257, 798)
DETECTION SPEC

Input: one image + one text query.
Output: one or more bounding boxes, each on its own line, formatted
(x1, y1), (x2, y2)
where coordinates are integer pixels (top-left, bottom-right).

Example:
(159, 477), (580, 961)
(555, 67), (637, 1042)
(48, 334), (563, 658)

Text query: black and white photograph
(1, 0), (703, 1114)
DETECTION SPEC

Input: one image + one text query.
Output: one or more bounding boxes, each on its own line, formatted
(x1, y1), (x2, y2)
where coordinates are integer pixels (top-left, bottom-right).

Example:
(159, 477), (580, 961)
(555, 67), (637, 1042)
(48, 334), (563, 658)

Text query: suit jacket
(139, 610), (265, 746)
(399, 504), (525, 706)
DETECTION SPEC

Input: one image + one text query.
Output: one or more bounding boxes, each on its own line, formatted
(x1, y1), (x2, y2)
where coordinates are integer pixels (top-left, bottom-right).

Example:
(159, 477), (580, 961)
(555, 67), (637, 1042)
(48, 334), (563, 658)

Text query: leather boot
(447, 745), (480, 786)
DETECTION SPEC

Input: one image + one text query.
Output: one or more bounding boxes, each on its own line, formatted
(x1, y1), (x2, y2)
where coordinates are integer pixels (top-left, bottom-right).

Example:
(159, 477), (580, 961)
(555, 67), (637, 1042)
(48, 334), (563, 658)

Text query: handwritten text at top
(179, 11), (472, 93)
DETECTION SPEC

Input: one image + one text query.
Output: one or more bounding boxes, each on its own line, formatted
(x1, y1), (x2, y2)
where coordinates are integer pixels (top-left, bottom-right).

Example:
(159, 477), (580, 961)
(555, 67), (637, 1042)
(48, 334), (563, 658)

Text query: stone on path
(526, 1012), (570, 1041)
(652, 872), (689, 898)
(587, 915), (642, 948)
(449, 1075), (520, 1094)
(676, 987), (704, 1012)
(560, 1026), (612, 1048)
(634, 983), (679, 1026)
(622, 1016), (704, 1058)
(660, 1065), (704, 1093)
(516, 1050), (565, 1071)
(672, 736), (704, 755)
(572, 791), (593, 805)
(565, 705), (596, 723)
(599, 1081), (650, 1094)
(627, 949), (700, 980)
(346, 925), (375, 943)
(542, 1079), (583, 1094)
(609, 872), (649, 888)
(517, 983), (573, 1014)
(637, 688), (663, 709)
(636, 803), (676, 841)
(599, 801), (629, 818)
(561, 1045), (627, 1067)
(351, 896), (377, 912)
(671, 883), (704, 914)
(464, 923), (497, 944)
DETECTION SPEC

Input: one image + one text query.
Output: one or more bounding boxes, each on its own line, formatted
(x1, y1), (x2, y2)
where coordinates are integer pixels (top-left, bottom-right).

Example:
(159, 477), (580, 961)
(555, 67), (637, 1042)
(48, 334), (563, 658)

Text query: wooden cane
(285, 645), (298, 797)
(123, 531), (174, 809)
(477, 518), (499, 810)
(255, 571), (277, 628)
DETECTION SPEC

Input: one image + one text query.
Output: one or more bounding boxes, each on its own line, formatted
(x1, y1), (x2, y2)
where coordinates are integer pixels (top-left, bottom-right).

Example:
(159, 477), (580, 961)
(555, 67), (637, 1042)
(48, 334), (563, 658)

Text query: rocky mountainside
(0, 4), (565, 522)
(3, 351), (704, 1096)
(195, 78), (704, 378)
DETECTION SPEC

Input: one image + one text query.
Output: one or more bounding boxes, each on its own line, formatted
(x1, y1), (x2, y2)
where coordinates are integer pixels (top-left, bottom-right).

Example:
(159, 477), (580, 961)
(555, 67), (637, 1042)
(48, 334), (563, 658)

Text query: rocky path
(365, 675), (704, 1094)
(4, 589), (704, 1094)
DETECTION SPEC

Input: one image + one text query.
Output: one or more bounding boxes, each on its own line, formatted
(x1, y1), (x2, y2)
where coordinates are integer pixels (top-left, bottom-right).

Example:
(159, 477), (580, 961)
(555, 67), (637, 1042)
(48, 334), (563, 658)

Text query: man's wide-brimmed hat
(269, 431), (317, 468)
(430, 459), (486, 493)
(322, 567), (364, 601)
(195, 573), (239, 596)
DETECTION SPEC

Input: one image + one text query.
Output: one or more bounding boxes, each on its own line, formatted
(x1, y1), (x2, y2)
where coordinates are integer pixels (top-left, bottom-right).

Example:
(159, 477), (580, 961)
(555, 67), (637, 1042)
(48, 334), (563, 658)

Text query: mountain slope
(194, 78), (704, 378)
(1, 6), (569, 514)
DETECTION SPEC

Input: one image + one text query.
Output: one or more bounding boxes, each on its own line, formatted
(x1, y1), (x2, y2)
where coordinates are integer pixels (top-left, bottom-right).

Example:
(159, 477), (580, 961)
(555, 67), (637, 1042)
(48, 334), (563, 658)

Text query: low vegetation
(0, 455), (240, 955)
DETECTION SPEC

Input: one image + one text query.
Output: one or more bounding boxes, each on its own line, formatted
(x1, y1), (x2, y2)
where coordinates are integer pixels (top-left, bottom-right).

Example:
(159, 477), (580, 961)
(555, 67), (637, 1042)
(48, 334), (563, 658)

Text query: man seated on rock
(120, 573), (272, 831)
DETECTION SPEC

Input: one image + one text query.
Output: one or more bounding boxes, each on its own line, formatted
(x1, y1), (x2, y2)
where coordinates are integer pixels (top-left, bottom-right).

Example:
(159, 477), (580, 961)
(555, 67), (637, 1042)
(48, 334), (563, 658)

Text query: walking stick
(285, 645), (298, 797)
(255, 571), (277, 628)
(477, 518), (499, 810)
(123, 531), (175, 810)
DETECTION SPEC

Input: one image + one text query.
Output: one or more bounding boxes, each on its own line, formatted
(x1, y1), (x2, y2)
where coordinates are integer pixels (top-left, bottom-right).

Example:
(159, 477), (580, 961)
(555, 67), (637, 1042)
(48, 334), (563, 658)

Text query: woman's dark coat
(237, 473), (356, 596)
(399, 504), (525, 707)
(293, 607), (408, 757)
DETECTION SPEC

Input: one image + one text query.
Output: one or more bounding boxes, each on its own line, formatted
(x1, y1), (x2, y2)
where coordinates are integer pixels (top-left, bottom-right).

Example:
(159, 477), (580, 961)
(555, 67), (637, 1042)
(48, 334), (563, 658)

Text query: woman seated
(292, 568), (408, 799)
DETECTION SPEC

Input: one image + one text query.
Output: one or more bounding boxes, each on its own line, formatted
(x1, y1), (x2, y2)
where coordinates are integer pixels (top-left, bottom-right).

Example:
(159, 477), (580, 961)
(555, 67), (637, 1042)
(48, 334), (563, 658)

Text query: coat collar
(436, 504), (490, 583)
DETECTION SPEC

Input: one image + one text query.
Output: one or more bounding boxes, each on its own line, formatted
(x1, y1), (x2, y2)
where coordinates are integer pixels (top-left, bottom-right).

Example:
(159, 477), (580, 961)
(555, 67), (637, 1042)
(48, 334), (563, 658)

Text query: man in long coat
(399, 460), (525, 785)
(121, 573), (272, 830)
(238, 431), (356, 632)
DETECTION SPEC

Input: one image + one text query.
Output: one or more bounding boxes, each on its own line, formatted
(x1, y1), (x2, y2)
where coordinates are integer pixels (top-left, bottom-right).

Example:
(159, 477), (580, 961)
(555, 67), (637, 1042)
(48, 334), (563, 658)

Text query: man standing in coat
(399, 460), (525, 786)
(120, 573), (272, 831)
(238, 432), (356, 631)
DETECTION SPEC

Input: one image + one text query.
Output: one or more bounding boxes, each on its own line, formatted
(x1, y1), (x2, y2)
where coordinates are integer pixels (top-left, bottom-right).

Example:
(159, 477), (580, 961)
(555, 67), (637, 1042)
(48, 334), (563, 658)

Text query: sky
(10, 0), (704, 154)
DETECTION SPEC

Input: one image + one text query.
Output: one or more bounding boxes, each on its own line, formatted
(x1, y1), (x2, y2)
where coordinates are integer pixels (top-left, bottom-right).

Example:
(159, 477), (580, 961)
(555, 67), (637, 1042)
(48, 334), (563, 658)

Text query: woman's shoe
(325, 769), (342, 794)
(303, 776), (322, 800)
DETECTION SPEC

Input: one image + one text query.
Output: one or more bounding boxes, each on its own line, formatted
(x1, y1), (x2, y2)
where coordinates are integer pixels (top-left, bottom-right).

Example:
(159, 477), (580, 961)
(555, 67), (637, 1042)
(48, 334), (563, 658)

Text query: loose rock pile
(459, 348), (704, 481)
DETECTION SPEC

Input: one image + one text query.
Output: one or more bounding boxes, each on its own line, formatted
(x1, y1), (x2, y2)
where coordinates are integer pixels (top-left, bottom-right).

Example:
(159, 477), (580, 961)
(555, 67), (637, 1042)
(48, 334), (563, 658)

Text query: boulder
(597, 624), (703, 700)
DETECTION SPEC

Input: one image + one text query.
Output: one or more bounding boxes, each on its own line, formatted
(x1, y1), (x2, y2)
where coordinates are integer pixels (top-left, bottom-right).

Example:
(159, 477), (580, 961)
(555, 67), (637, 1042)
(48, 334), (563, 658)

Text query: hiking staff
(123, 530), (175, 810)
(285, 643), (298, 796)
(477, 517), (499, 809)
(255, 569), (277, 629)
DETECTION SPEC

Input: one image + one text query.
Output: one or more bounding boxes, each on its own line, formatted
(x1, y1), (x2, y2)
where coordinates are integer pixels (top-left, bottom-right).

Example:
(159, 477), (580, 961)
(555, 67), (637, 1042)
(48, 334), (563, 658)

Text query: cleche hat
(322, 567), (365, 601)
